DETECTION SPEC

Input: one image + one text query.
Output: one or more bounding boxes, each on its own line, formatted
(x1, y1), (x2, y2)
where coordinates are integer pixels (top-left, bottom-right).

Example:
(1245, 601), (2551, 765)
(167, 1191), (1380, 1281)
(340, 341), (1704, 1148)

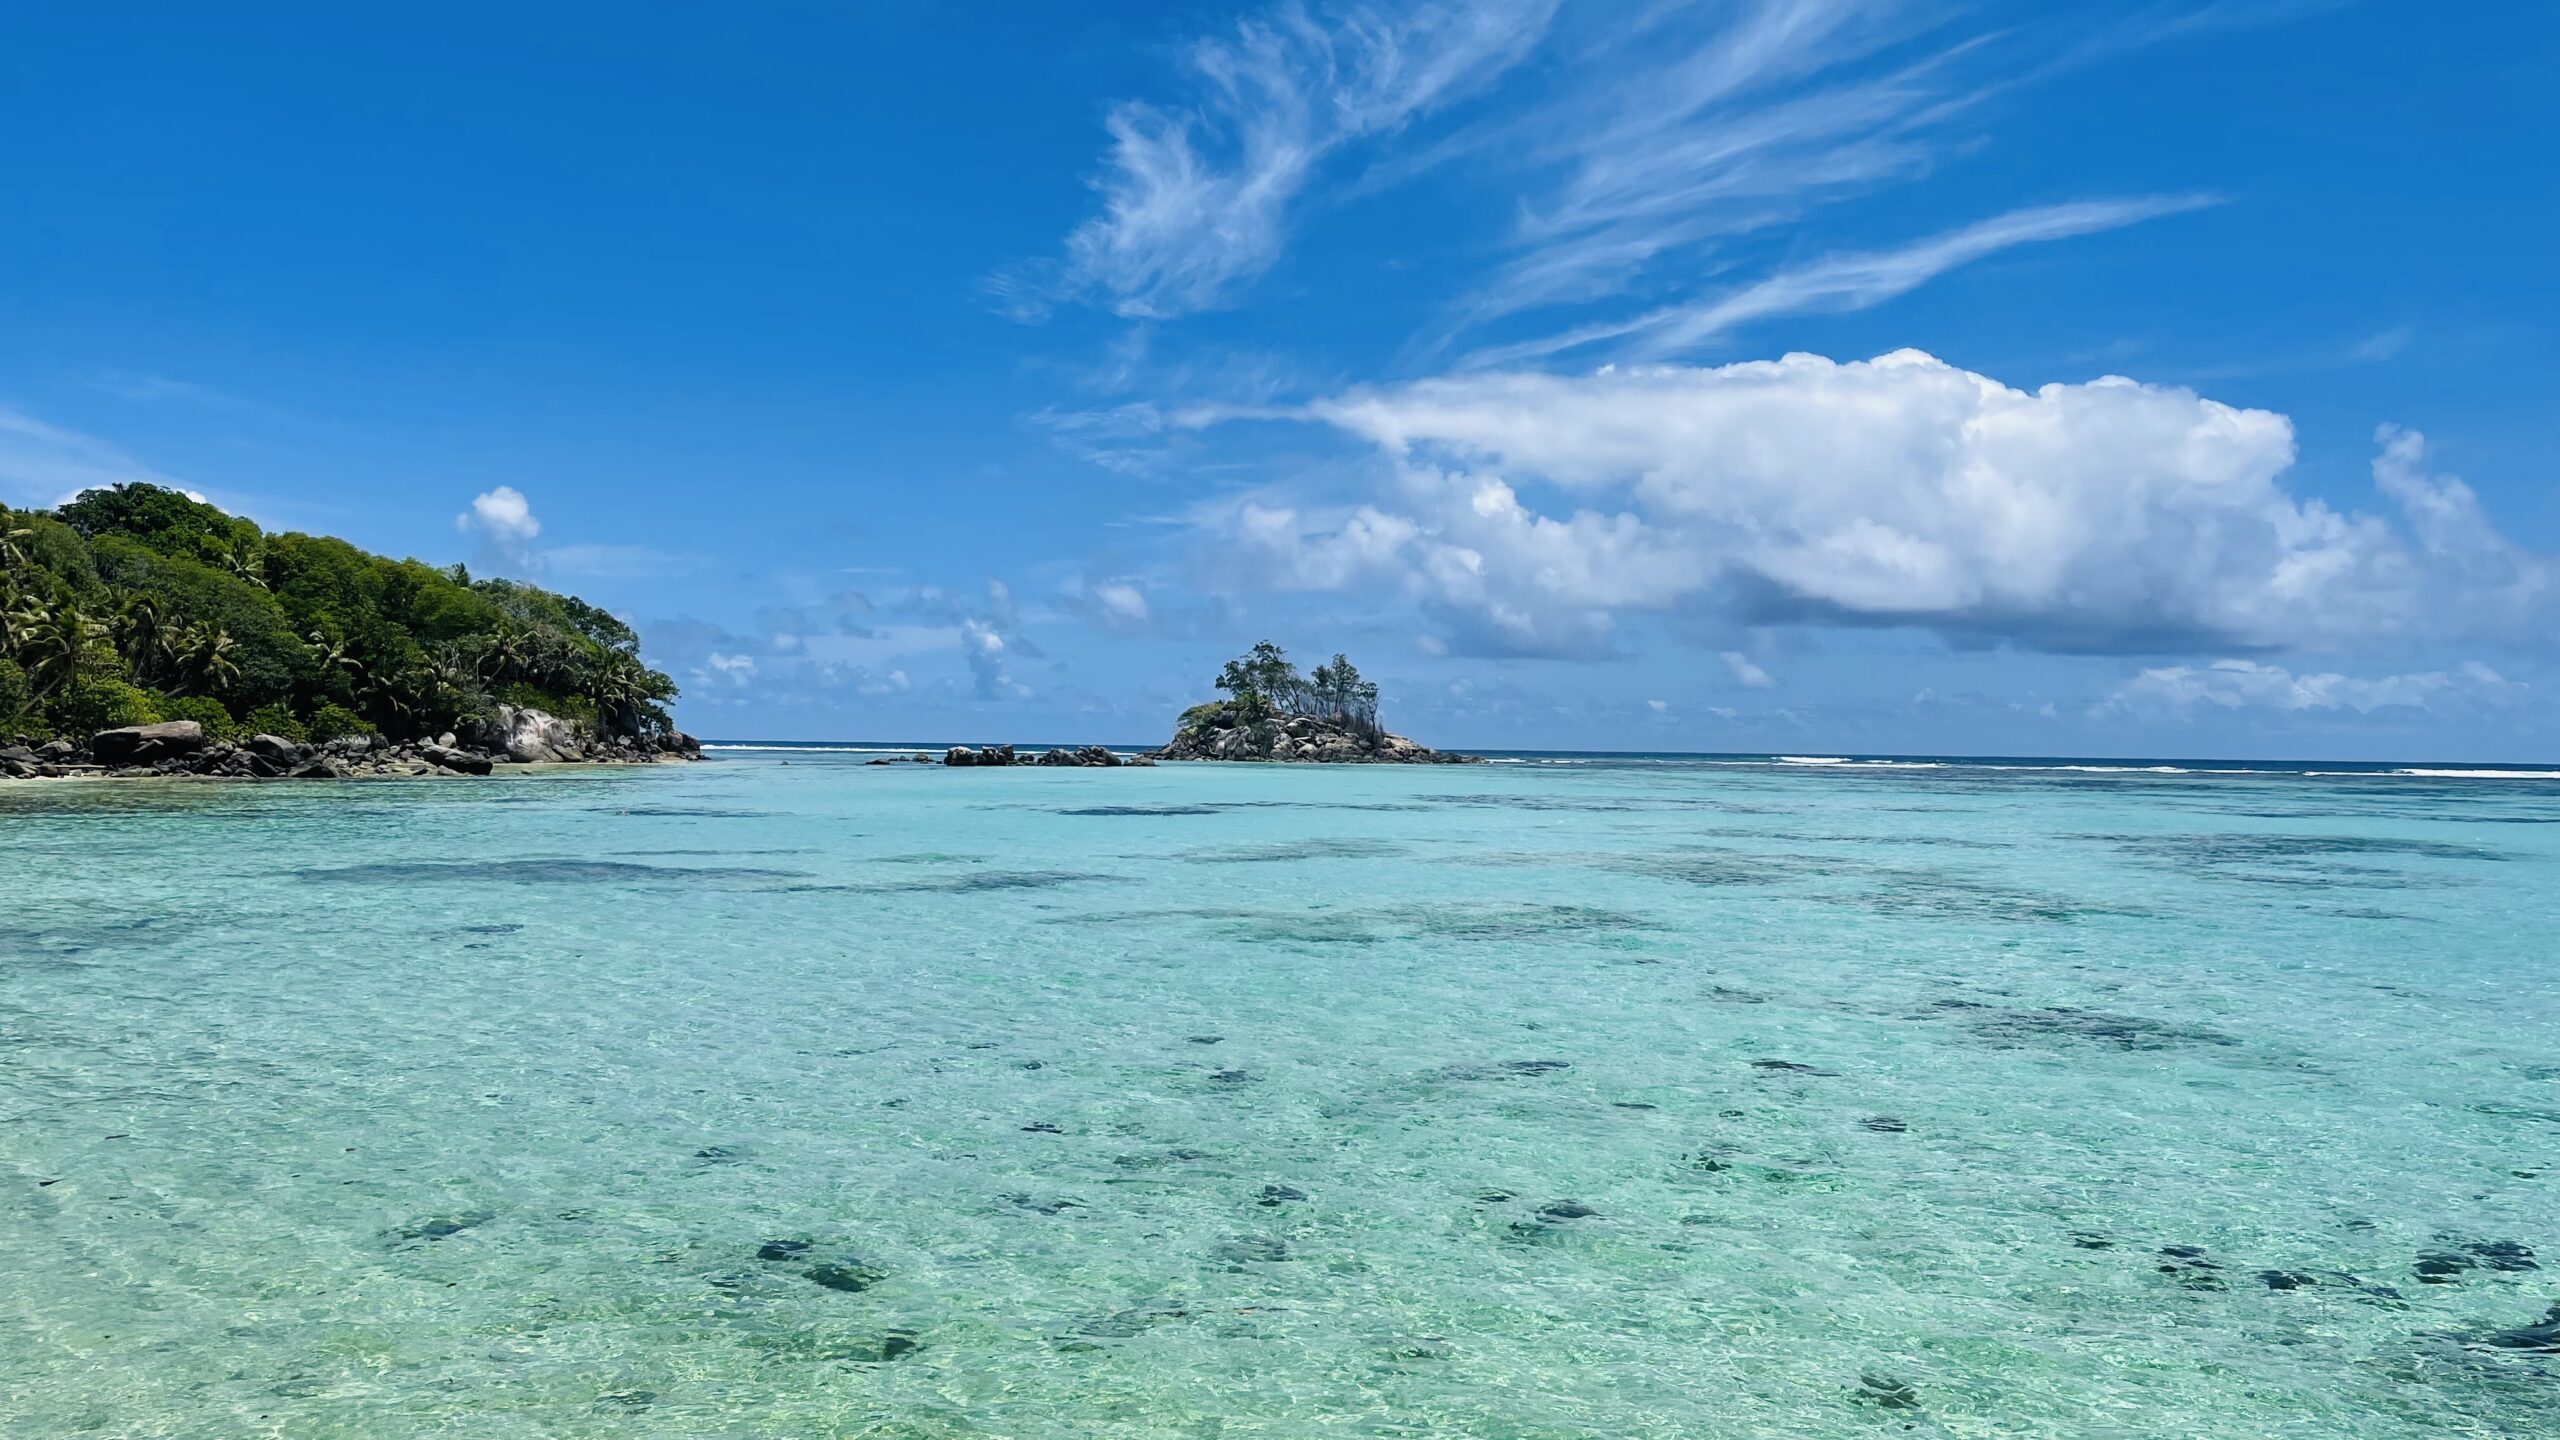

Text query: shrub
(238, 703), (308, 744)
(0, 658), (29, 731)
(307, 703), (375, 743)
(156, 694), (238, 738)
(44, 677), (160, 737)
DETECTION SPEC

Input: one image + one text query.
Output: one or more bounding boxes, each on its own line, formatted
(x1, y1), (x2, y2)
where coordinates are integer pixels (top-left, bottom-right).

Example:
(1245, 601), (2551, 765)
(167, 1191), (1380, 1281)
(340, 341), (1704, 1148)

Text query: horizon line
(691, 739), (2560, 772)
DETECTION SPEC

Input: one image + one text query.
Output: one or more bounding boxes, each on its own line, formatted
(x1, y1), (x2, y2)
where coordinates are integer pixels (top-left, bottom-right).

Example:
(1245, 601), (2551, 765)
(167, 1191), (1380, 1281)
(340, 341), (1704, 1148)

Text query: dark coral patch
(806, 1261), (886, 1293)
(1949, 1003), (2239, 1052)
(2415, 1251), (2479, 1284)
(1855, 1375), (1921, 1411)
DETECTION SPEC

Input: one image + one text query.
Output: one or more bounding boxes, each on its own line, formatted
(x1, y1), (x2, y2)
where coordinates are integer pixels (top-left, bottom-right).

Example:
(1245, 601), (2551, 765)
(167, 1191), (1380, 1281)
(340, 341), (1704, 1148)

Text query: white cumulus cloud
(1093, 581), (1150, 625)
(457, 485), (543, 574)
(1196, 350), (2551, 658)
(460, 485), (539, 544)
(962, 618), (1032, 701)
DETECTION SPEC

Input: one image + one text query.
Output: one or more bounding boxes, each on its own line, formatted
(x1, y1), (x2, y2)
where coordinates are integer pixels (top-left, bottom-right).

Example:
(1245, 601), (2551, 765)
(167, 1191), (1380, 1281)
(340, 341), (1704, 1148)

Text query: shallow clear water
(4, 753), (2558, 1438)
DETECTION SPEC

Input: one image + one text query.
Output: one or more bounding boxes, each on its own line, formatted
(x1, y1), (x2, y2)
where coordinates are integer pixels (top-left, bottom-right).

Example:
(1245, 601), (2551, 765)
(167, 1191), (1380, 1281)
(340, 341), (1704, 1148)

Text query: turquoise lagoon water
(3, 749), (2557, 1438)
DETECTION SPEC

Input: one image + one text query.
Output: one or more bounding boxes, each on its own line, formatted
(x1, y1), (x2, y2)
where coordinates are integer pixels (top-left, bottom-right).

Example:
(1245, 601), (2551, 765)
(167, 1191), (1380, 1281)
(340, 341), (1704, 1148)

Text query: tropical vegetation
(1204, 640), (1382, 739)
(0, 484), (677, 745)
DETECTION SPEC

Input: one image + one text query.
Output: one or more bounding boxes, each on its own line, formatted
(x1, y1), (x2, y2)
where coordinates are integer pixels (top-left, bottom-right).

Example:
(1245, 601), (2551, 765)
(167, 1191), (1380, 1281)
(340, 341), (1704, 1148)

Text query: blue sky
(2, 2), (2554, 758)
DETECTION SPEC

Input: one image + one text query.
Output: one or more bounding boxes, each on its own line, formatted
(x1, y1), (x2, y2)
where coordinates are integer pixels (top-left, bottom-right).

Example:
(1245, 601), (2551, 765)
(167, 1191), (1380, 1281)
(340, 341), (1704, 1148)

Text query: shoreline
(0, 755), (696, 784)
(0, 757), (699, 785)
(2, 714), (701, 783)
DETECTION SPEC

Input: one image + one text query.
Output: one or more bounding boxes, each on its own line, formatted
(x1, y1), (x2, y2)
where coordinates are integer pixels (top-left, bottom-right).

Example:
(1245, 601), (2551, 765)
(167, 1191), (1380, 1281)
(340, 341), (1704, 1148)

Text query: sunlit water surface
(5, 752), (2558, 1438)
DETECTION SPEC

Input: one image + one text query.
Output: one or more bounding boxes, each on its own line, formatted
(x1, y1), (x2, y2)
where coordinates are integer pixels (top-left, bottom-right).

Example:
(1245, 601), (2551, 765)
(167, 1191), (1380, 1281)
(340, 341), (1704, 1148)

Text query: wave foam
(2390, 768), (2560, 780)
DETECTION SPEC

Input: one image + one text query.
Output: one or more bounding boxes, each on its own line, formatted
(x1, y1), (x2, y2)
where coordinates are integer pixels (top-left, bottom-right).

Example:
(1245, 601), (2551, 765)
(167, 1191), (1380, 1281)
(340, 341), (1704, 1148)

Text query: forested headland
(1, 483), (677, 747)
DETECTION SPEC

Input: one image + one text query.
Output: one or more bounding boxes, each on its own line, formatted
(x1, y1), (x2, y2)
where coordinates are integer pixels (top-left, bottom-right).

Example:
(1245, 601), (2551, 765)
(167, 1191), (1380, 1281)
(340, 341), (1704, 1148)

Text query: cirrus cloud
(1005, 0), (1558, 320)
(0, 406), (191, 507)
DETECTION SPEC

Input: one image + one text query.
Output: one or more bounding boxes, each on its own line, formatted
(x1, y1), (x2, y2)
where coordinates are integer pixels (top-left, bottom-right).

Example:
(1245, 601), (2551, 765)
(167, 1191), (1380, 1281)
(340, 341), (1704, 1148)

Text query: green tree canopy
(0, 485), (680, 743)
(1212, 641), (1383, 738)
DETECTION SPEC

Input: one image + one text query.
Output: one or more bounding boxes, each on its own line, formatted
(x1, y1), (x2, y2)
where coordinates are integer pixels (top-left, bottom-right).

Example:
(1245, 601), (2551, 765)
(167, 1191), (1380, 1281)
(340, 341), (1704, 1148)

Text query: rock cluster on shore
(1150, 701), (1476, 764)
(0, 704), (699, 781)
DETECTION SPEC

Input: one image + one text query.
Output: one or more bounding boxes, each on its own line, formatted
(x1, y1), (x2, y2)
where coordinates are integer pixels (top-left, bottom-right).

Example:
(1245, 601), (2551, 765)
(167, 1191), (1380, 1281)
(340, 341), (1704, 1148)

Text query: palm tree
(220, 538), (266, 588)
(307, 629), (366, 687)
(427, 642), (477, 693)
(0, 583), (39, 655)
(175, 623), (240, 695)
(0, 517), (31, 571)
(385, 644), (480, 733)
(115, 595), (170, 681)
(477, 622), (526, 684)
(365, 669), (420, 734)
(586, 650), (674, 736)
(587, 652), (644, 731)
(24, 598), (105, 697)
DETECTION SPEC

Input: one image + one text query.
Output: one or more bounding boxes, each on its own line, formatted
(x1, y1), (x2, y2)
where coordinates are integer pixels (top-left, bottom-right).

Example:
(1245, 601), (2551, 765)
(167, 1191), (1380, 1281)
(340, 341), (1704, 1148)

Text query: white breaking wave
(2390, 768), (2560, 779)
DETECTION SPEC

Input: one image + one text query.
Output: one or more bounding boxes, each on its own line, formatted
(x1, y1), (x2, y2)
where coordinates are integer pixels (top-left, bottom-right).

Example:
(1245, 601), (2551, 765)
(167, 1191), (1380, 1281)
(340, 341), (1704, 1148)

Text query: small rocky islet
(1146, 698), (1474, 764)
(935, 640), (1478, 768)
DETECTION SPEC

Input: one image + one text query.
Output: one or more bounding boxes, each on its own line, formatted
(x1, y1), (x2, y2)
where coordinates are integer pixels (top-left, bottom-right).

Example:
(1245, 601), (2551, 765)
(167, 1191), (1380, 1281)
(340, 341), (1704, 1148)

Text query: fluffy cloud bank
(646, 577), (1043, 712)
(1195, 350), (2552, 657)
(2104, 658), (2523, 717)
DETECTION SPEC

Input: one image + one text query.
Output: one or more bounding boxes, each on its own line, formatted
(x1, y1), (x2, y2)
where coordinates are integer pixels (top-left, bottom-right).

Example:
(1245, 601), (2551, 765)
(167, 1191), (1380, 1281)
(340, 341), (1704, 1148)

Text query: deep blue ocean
(5, 747), (2557, 1436)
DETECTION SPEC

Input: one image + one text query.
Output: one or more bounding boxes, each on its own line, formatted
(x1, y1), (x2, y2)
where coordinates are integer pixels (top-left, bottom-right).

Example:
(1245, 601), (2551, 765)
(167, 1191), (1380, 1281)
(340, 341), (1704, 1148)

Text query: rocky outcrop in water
(1036, 745), (1142, 767)
(1149, 701), (1475, 764)
(89, 720), (207, 766)
(938, 743), (1151, 768)
(0, 706), (698, 782)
